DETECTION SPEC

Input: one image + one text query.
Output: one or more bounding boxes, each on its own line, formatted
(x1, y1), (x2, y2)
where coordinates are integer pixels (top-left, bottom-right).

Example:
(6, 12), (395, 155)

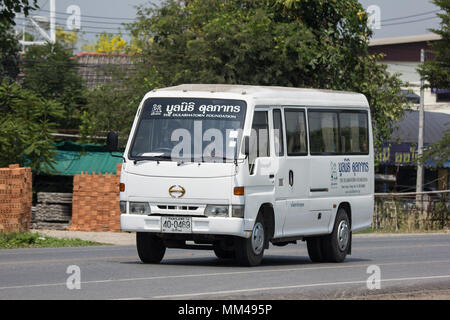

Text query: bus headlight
(129, 202), (151, 215)
(204, 205), (229, 217)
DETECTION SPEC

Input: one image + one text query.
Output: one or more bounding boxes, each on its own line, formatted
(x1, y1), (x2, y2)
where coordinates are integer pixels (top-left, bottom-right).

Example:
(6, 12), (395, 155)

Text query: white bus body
(117, 84), (374, 266)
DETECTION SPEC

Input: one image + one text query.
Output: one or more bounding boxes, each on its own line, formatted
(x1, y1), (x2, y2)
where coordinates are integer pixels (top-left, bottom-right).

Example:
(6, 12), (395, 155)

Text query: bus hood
(121, 161), (236, 203)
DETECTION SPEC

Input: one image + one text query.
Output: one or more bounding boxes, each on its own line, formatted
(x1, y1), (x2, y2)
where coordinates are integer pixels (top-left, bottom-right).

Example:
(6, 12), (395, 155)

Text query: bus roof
(151, 84), (369, 108)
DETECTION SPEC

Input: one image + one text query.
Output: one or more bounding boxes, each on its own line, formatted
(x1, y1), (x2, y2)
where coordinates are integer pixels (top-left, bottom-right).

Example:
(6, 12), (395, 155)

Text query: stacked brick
(31, 193), (73, 230)
(0, 164), (32, 233)
(70, 164), (122, 232)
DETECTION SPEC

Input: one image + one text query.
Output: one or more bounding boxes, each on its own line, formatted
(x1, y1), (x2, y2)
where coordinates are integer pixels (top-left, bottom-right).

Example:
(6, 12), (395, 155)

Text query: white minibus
(108, 84), (374, 266)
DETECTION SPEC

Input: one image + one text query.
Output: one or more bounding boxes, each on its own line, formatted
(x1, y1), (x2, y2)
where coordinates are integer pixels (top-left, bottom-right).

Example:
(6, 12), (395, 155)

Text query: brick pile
(70, 164), (122, 232)
(0, 164), (32, 233)
(31, 193), (73, 230)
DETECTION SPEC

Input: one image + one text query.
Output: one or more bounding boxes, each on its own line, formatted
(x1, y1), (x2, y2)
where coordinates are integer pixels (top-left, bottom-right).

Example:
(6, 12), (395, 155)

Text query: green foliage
(0, 23), (20, 79)
(0, 231), (102, 249)
(418, 0), (450, 166)
(22, 42), (87, 129)
(79, 67), (160, 146)
(419, 127), (450, 166)
(0, 1), (38, 80)
(418, 0), (450, 90)
(121, 0), (408, 148)
(0, 81), (64, 172)
(0, 0), (38, 26)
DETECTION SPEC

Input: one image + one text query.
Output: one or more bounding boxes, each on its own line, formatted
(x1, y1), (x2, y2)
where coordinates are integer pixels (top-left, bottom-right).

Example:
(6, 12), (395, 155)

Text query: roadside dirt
(206, 282), (450, 300)
(354, 289), (450, 300)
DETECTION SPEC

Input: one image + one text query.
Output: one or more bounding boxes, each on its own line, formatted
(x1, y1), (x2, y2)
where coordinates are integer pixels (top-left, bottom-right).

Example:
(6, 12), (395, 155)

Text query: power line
(383, 16), (440, 27)
(381, 10), (440, 23)
(33, 8), (137, 21)
(15, 15), (129, 26)
(15, 7), (443, 36)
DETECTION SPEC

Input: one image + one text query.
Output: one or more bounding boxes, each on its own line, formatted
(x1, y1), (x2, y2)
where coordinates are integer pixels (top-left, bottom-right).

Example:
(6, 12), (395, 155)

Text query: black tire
(213, 242), (235, 259)
(321, 208), (351, 263)
(136, 232), (166, 264)
(235, 215), (265, 266)
(306, 237), (326, 262)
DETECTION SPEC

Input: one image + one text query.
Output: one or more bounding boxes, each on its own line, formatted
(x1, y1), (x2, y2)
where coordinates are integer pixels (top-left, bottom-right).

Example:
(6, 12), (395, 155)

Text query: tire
(235, 215), (265, 266)
(306, 237), (326, 262)
(321, 208), (351, 263)
(136, 232), (166, 264)
(213, 242), (235, 259)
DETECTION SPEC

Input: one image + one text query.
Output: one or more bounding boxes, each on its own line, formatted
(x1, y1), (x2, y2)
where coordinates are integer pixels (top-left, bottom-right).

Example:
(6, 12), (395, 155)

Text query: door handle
(269, 174), (275, 179)
(289, 170), (294, 186)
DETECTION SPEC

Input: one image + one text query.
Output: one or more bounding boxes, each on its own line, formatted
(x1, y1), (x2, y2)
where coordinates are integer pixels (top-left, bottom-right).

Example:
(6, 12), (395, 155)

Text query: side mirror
(106, 131), (119, 153)
(242, 136), (250, 157)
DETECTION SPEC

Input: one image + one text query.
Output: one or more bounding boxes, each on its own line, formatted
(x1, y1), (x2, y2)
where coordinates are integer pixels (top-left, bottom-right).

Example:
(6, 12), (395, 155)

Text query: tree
(418, 0), (450, 166)
(0, 0), (38, 80)
(82, 32), (129, 54)
(419, 0), (449, 90)
(22, 41), (86, 129)
(0, 81), (64, 172)
(55, 26), (79, 50)
(0, 0), (37, 26)
(78, 67), (162, 146)
(125, 0), (407, 149)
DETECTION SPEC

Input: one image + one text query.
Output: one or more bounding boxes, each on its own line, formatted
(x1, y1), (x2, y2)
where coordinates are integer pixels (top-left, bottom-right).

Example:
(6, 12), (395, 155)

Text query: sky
(17, 0), (442, 50)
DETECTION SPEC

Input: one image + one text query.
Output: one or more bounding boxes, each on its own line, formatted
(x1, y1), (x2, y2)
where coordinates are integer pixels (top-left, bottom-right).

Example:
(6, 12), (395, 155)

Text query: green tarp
(41, 141), (123, 176)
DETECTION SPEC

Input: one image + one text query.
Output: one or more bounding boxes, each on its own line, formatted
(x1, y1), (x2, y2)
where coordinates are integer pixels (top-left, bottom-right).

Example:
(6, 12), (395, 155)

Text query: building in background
(369, 34), (450, 114)
(376, 111), (450, 193)
(72, 52), (135, 89)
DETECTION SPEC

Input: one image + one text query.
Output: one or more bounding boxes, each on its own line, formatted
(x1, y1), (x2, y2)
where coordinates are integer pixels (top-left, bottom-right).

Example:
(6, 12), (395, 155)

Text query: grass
(0, 231), (104, 249)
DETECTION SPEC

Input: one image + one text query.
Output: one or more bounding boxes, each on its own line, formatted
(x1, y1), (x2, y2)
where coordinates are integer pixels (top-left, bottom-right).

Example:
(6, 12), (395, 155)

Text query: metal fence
(373, 190), (450, 232)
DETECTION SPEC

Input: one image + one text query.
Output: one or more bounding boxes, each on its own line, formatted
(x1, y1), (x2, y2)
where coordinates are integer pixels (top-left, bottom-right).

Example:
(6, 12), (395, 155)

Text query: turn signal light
(119, 183), (125, 192)
(234, 186), (244, 196)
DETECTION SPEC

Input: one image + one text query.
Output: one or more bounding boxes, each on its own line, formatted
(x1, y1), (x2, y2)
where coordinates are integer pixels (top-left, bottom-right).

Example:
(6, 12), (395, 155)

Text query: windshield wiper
(133, 155), (172, 164)
(201, 156), (235, 163)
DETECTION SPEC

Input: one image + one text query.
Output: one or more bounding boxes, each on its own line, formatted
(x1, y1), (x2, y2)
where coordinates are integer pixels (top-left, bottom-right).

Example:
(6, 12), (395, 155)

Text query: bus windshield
(129, 98), (247, 162)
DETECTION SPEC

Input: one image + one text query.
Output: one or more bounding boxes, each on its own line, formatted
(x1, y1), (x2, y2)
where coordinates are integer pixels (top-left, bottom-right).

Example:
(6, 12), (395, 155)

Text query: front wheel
(213, 242), (235, 259)
(235, 216), (265, 266)
(136, 232), (166, 264)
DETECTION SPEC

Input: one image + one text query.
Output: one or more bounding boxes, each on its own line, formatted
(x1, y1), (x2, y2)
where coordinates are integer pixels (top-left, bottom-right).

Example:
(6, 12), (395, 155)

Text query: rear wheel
(321, 208), (351, 262)
(235, 215), (265, 266)
(306, 237), (325, 262)
(136, 232), (166, 264)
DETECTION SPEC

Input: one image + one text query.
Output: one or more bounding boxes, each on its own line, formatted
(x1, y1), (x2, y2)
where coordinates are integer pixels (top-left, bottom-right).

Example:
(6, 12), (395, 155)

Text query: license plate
(161, 216), (192, 233)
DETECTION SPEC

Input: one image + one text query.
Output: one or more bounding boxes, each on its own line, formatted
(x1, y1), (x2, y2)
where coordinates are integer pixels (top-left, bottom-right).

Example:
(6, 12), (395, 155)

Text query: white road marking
(1, 259), (449, 291)
(152, 275), (450, 299)
(1, 243), (448, 265)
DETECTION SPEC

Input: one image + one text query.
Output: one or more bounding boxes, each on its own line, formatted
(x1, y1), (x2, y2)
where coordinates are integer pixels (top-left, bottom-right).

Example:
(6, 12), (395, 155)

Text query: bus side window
(284, 109), (307, 156)
(249, 111), (270, 174)
(273, 109), (284, 157)
(339, 111), (369, 154)
(309, 111), (339, 155)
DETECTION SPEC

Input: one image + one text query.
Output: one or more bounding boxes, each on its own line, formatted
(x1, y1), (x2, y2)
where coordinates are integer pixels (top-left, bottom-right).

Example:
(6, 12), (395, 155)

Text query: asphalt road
(0, 233), (449, 300)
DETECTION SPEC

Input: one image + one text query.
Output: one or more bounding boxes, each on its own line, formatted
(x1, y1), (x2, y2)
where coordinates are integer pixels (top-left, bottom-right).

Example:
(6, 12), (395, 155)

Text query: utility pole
(50, 0), (56, 43)
(416, 48), (425, 195)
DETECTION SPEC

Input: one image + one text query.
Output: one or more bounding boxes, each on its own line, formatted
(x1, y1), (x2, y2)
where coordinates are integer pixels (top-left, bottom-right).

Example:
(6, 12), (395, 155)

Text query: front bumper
(120, 214), (250, 238)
